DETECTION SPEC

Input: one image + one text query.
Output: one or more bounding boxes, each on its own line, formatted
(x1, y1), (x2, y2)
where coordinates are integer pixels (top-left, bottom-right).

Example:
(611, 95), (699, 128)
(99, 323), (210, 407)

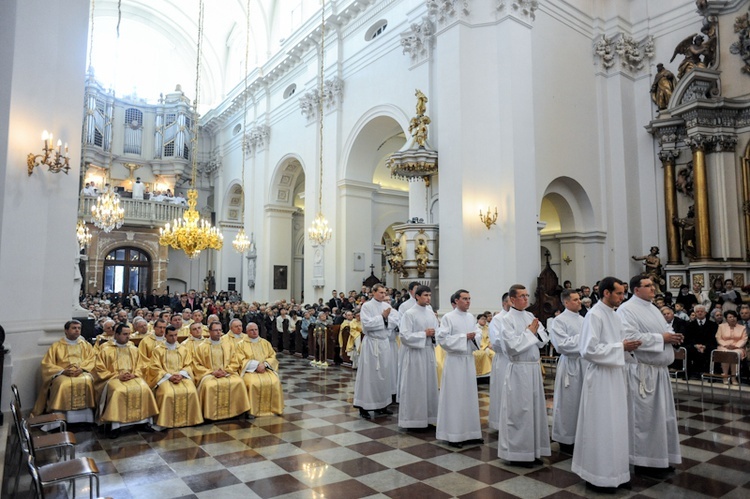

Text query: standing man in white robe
(616, 275), (684, 477)
(353, 284), (400, 419)
(488, 293), (511, 431)
(397, 281), (422, 403)
(572, 277), (642, 492)
(549, 289), (585, 455)
(436, 289), (482, 448)
(497, 285), (551, 466)
(398, 285), (439, 429)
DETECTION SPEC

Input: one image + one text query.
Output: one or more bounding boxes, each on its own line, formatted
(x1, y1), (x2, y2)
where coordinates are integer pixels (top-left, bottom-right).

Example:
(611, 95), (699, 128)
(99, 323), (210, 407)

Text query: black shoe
(141, 424), (156, 433)
(107, 427), (121, 439)
(557, 442), (574, 455)
(585, 482), (617, 494)
(359, 409), (371, 420)
(634, 465), (674, 478)
(508, 460), (535, 468)
(448, 441), (463, 448)
(374, 407), (393, 415)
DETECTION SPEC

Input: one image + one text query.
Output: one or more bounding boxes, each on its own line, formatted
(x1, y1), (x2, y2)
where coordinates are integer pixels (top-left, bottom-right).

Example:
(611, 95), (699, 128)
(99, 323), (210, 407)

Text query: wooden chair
(12, 384), (66, 432)
(540, 343), (559, 379)
(700, 350), (742, 401)
(10, 402), (77, 497)
(669, 347), (690, 395)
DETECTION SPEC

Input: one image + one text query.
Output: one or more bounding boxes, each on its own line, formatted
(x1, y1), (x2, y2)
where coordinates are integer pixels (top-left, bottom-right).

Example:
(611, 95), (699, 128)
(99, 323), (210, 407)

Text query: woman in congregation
(715, 309), (747, 383)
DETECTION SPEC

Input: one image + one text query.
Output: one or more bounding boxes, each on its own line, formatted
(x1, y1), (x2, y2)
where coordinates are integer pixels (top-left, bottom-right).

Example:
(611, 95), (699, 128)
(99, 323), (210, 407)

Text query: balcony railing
(79, 196), (186, 227)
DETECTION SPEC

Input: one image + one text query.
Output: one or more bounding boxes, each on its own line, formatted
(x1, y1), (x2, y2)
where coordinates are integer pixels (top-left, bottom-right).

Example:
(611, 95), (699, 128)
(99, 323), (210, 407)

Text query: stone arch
(268, 154), (306, 208)
(222, 181), (244, 223)
(341, 105), (411, 182)
(541, 176), (596, 233)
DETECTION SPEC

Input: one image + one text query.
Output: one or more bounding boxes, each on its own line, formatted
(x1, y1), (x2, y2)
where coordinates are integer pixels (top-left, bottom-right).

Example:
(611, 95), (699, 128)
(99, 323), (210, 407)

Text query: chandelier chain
(233, 0), (252, 254)
(317, 0), (325, 214)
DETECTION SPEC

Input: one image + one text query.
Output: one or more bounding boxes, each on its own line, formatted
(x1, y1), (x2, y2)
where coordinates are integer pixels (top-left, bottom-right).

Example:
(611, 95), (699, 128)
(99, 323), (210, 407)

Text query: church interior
(2, 0), (750, 497)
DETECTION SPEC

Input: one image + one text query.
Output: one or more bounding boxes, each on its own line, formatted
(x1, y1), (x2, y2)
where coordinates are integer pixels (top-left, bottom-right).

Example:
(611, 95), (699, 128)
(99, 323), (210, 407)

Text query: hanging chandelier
(91, 186), (124, 232)
(76, 220), (92, 249)
(159, 0), (223, 259)
(307, 0), (332, 246)
(233, 0), (252, 254)
(88, 0), (125, 233)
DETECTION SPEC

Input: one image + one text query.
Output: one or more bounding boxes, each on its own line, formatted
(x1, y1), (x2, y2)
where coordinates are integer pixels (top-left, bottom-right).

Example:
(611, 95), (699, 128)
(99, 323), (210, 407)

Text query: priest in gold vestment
(237, 323), (284, 417)
(147, 328), (203, 429)
(32, 320), (97, 423)
(138, 318), (168, 359)
(221, 319), (245, 346)
(93, 324), (159, 432)
(181, 322), (206, 357)
(191, 321), (251, 421)
(473, 314), (494, 376)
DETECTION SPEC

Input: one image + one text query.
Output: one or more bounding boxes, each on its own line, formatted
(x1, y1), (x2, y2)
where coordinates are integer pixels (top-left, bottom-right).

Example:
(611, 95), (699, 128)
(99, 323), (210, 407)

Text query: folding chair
(669, 347), (690, 395)
(700, 350), (742, 401)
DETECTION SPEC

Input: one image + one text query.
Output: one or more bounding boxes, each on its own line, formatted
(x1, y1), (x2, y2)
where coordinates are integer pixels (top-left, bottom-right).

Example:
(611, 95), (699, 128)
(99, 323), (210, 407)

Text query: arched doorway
(102, 247), (152, 294)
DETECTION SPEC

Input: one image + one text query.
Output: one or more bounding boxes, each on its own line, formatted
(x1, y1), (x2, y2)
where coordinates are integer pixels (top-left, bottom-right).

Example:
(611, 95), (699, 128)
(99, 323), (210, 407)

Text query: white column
(263, 205), (296, 301)
(338, 180), (378, 292)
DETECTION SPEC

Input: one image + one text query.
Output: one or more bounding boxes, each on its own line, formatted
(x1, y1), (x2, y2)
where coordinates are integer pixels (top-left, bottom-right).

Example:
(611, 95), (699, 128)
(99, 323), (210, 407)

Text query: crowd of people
(81, 177), (188, 205)
(39, 274), (748, 492)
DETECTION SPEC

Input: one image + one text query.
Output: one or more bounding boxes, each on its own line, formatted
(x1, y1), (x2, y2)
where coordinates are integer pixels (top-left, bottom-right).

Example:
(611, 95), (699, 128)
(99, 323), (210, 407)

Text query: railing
(79, 196), (186, 226)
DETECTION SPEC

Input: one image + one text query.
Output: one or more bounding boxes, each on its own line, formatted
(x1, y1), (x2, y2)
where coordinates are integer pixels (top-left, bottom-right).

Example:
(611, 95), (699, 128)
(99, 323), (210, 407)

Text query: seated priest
(237, 323), (285, 417)
(131, 317), (149, 338)
(147, 326), (203, 430)
(191, 321), (251, 421)
(93, 323), (159, 436)
(192, 310), (210, 337)
(222, 319), (245, 346)
(181, 322), (206, 357)
(94, 319), (116, 350)
(31, 320), (97, 423)
(138, 318), (168, 359)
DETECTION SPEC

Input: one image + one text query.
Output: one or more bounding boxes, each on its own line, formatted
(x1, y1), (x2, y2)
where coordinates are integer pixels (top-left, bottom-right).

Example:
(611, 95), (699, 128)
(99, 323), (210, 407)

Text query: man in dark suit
(683, 304), (718, 377)
(328, 290), (342, 310)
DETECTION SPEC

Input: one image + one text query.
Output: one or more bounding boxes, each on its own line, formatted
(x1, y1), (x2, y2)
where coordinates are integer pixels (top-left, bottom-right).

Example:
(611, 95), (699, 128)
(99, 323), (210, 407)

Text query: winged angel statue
(670, 20), (717, 79)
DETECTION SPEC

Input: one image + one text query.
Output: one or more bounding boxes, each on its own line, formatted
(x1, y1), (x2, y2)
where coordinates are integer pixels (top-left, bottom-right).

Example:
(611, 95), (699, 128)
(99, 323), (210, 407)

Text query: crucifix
(124, 162), (142, 182)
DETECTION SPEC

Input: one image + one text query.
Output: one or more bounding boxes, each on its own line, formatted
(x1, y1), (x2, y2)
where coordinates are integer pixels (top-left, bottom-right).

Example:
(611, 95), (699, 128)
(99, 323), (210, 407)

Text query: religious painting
(274, 265), (288, 290)
(669, 275), (683, 289)
(733, 273), (744, 288)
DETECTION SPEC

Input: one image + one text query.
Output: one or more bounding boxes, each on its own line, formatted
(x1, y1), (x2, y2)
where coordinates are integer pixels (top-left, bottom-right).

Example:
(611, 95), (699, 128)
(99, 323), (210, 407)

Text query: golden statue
(650, 63), (675, 110)
(670, 23), (716, 80)
(415, 238), (432, 276)
(409, 89), (431, 147)
(387, 237), (406, 277)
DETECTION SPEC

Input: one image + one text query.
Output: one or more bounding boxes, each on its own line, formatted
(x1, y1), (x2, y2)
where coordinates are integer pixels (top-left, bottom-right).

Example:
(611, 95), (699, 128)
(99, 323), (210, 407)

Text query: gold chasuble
(236, 337), (285, 417)
(32, 338), (97, 417)
(147, 343), (203, 428)
(473, 324), (494, 376)
(93, 344), (159, 424)
(181, 336), (205, 357)
(221, 333), (245, 347)
(345, 319), (363, 354)
(138, 333), (166, 359)
(192, 340), (250, 420)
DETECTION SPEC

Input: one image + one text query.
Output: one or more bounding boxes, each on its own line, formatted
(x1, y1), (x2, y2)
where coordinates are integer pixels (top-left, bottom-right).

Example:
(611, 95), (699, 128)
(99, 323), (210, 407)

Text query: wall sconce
(28, 130), (70, 176)
(479, 206), (498, 230)
(76, 220), (92, 249)
(562, 252), (572, 265)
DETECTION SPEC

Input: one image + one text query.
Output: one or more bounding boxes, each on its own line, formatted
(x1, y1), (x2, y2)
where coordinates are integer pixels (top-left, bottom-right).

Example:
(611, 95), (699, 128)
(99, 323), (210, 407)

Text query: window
(233, 123), (242, 135)
(164, 141), (175, 157)
(228, 277), (236, 292)
(102, 247), (151, 294)
(365, 20), (388, 41)
(94, 129), (103, 147)
(166, 114), (176, 126)
(283, 84), (297, 99)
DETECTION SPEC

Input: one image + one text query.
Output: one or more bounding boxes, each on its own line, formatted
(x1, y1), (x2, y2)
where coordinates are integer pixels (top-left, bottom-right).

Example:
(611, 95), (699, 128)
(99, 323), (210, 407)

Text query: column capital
(658, 149), (680, 164)
(715, 134), (738, 153)
(497, 1), (539, 22)
(684, 133), (714, 153)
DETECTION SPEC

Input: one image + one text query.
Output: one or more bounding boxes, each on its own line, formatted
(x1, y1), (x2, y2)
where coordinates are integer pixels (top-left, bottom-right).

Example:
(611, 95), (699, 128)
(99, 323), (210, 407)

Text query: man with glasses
(496, 285), (550, 466)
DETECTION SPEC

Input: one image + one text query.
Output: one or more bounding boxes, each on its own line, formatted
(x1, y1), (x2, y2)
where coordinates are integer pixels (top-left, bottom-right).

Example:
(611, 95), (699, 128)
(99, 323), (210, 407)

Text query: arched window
(102, 247), (151, 294)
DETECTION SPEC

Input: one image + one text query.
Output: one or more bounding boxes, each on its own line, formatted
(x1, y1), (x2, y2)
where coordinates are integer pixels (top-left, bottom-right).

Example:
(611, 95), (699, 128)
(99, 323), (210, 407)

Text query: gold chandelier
(307, 0), (332, 246)
(233, 0), (252, 254)
(76, 219), (92, 249)
(159, 0), (223, 259)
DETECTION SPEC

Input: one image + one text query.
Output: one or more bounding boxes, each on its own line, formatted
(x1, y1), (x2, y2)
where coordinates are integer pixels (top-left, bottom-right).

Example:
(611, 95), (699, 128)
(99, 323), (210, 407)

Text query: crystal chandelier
(76, 219), (92, 249)
(91, 184), (125, 232)
(159, 0), (223, 259)
(307, 0), (332, 246)
(233, 0), (252, 254)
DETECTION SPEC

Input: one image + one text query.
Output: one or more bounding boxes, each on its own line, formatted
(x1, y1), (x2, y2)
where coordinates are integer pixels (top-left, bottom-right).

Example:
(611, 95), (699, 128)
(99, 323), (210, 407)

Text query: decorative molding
(684, 133), (715, 152)
(299, 90), (319, 123)
(400, 18), (434, 64)
(245, 124), (270, 156)
(427, 0), (469, 26)
(658, 149), (680, 164)
(202, 148), (222, 176)
(593, 33), (654, 75)
(298, 77), (344, 122)
(497, 1), (539, 22)
(715, 134), (738, 152)
(729, 7), (750, 75)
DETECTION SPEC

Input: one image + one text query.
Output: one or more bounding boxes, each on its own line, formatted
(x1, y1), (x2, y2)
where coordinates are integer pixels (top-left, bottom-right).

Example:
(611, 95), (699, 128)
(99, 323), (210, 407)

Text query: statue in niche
(409, 89), (432, 147)
(632, 246), (665, 293)
(414, 238), (432, 277)
(674, 205), (697, 261)
(387, 236), (407, 277)
(671, 20), (717, 79)
(650, 63), (676, 110)
(676, 162), (694, 198)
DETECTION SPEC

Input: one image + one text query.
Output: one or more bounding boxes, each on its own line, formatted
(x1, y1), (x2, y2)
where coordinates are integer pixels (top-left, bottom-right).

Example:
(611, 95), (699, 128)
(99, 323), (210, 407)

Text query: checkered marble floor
(4, 355), (750, 499)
